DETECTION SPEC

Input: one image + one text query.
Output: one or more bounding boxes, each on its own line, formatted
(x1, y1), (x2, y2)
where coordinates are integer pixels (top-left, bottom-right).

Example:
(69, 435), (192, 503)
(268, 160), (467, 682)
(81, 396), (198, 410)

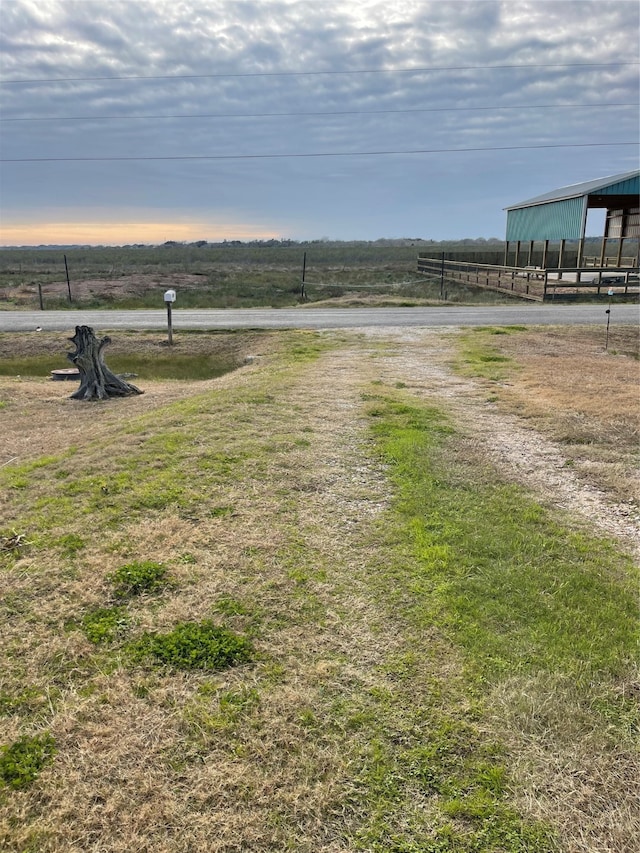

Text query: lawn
(0, 325), (637, 852)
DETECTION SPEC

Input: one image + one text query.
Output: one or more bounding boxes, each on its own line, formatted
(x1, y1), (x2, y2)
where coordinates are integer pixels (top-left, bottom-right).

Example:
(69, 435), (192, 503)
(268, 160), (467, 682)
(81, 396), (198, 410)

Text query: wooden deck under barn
(417, 255), (639, 302)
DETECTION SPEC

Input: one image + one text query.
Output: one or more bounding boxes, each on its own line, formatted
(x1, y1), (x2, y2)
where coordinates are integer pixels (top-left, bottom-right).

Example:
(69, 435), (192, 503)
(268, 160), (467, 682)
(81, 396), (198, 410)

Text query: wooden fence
(417, 256), (640, 302)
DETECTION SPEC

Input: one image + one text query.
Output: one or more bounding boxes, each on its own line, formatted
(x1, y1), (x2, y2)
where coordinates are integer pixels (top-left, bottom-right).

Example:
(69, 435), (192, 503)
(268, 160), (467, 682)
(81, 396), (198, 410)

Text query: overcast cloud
(0, 0), (638, 244)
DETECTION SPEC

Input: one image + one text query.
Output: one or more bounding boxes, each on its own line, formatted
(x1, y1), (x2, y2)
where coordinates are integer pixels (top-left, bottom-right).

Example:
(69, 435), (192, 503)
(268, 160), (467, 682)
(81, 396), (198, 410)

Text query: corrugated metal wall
(506, 196), (586, 241)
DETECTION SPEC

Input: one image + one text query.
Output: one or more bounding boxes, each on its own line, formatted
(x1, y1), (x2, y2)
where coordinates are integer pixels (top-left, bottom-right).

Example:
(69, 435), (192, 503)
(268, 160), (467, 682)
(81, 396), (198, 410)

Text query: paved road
(1, 304), (638, 332)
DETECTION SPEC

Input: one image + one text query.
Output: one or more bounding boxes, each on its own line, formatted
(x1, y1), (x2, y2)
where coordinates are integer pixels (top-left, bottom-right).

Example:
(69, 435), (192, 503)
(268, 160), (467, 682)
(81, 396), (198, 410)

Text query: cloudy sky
(0, 0), (638, 245)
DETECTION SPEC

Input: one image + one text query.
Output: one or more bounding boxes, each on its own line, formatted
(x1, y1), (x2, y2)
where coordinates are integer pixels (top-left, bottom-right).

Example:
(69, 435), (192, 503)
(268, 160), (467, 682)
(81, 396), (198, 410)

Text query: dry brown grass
(0, 337), (399, 851)
(486, 325), (639, 503)
(488, 672), (640, 853)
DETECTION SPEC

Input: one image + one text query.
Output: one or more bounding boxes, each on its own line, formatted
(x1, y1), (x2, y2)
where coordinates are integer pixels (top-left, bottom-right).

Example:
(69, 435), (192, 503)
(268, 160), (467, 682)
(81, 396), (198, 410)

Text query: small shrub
(81, 606), (129, 644)
(108, 560), (168, 597)
(129, 621), (253, 671)
(0, 733), (56, 789)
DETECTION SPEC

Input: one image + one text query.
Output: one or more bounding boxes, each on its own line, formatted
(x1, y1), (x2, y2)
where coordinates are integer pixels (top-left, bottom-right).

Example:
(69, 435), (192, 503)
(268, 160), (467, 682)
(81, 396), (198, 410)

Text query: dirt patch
(1, 273), (212, 306)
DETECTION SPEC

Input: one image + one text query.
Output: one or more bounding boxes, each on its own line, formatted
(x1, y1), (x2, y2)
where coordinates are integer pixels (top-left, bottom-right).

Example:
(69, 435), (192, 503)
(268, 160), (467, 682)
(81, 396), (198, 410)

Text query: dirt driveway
(360, 325), (639, 559)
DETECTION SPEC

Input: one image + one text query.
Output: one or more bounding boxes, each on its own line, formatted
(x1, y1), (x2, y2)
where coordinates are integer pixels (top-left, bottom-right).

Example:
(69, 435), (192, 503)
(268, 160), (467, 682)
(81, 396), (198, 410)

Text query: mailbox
(164, 289), (177, 303)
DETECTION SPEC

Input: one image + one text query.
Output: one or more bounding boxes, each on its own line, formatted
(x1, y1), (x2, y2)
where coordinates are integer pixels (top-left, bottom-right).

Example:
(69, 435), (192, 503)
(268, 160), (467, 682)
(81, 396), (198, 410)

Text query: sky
(0, 0), (638, 246)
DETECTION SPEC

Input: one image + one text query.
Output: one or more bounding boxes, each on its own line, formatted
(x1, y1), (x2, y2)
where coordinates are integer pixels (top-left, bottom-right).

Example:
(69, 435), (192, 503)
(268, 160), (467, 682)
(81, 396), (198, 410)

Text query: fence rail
(417, 256), (640, 302)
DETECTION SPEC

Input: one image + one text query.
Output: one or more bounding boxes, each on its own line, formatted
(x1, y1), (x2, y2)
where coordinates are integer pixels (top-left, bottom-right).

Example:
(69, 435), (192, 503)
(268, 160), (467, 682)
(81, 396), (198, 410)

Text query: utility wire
(1, 61), (638, 85)
(1, 102), (637, 123)
(1, 142), (636, 163)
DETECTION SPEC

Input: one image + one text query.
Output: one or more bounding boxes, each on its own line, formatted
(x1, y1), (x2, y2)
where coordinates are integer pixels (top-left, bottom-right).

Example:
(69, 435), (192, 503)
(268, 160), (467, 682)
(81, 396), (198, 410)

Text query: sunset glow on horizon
(0, 220), (281, 247)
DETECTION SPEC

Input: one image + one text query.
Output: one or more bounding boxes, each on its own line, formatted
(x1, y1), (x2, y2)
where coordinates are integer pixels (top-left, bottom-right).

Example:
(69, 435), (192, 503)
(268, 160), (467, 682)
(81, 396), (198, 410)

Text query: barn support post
(527, 241), (534, 266)
(558, 239), (566, 270)
(541, 240), (549, 269)
(504, 241), (510, 266)
(514, 241), (521, 267)
(599, 236), (607, 267)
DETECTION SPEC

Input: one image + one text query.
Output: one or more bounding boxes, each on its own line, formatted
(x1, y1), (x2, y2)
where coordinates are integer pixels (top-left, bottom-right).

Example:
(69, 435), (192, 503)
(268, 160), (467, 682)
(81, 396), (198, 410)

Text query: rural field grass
(0, 242), (514, 310)
(0, 323), (638, 852)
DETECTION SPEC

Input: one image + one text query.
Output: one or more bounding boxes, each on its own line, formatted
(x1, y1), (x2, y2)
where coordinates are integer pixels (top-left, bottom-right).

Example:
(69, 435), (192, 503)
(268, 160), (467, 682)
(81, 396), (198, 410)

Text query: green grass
(455, 327), (525, 380)
(368, 394), (638, 681)
(0, 353), (239, 380)
(57, 533), (85, 557)
(350, 391), (639, 850)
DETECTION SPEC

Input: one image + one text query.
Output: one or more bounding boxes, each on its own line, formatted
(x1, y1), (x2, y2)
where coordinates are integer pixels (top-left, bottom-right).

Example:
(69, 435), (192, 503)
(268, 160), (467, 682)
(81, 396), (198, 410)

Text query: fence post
(301, 251), (307, 301)
(64, 254), (72, 303)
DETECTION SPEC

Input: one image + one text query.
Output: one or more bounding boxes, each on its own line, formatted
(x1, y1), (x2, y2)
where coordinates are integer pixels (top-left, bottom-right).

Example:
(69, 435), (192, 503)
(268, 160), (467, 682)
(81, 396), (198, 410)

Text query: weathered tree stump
(67, 325), (143, 401)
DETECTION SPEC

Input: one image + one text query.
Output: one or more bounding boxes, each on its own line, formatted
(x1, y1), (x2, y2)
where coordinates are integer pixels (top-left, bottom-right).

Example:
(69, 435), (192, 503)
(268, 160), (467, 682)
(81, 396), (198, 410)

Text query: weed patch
(80, 606), (130, 644)
(128, 621), (254, 671)
(0, 733), (56, 790)
(108, 560), (169, 598)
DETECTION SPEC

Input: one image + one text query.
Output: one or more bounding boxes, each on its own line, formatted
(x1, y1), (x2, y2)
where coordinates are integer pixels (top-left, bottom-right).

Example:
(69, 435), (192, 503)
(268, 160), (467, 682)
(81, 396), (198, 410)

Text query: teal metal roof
(505, 170), (640, 210)
(505, 170), (640, 241)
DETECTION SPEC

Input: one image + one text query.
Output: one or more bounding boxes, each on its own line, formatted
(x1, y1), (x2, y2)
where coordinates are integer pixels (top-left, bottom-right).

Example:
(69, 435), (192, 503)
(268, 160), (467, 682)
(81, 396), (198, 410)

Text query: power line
(1, 142), (636, 163)
(1, 102), (637, 123)
(1, 61), (637, 85)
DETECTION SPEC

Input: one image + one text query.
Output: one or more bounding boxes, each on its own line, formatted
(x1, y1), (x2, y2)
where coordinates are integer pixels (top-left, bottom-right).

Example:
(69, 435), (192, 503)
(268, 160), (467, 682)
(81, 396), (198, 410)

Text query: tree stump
(67, 325), (143, 401)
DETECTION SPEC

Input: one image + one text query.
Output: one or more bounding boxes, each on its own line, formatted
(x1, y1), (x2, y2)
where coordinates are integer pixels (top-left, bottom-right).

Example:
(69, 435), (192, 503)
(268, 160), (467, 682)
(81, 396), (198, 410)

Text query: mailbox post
(605, 288), (614, 351)
(164, 289), (176, 346)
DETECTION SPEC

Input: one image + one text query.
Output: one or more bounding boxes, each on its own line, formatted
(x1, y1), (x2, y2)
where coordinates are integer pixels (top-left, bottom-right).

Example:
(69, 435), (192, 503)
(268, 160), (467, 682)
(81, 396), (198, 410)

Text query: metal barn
(417, 170), (639, 300)
(504, 170), (640, 269)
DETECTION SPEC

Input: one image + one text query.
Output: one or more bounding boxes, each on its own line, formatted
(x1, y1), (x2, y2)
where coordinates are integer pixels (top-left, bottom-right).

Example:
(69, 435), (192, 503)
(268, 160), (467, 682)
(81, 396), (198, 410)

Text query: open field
(0, 242), (516, 310)
(0, 324), (638, 852)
